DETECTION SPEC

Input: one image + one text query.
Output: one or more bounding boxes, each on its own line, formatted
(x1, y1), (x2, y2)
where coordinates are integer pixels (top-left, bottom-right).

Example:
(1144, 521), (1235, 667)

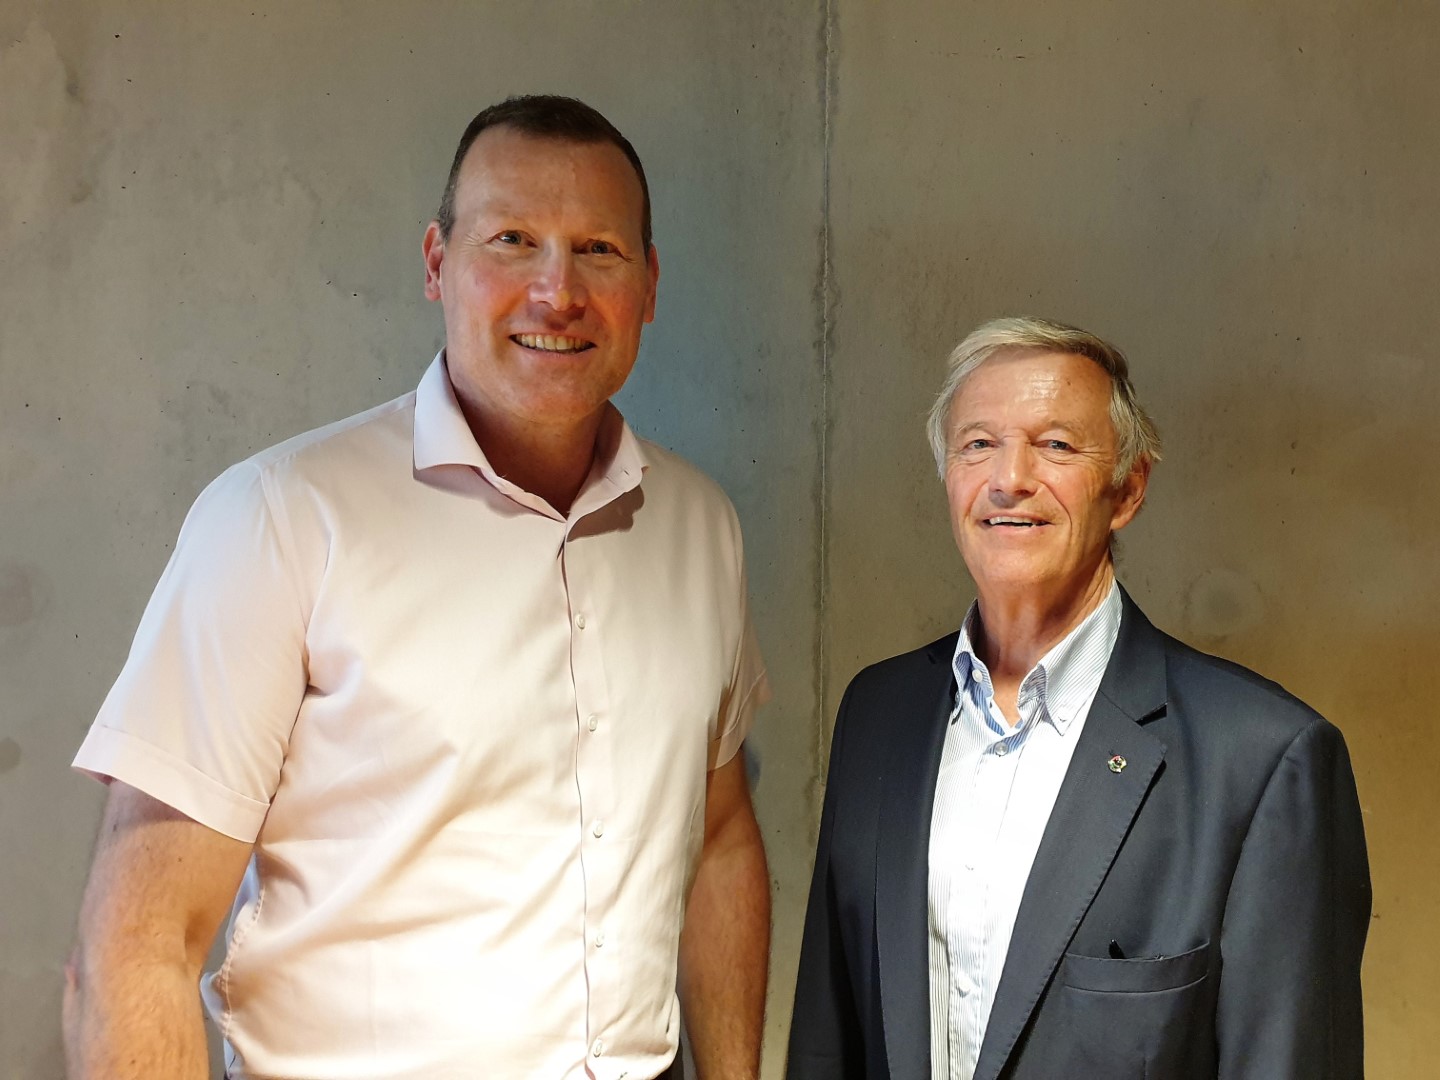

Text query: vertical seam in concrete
(813, 0), (837, 837)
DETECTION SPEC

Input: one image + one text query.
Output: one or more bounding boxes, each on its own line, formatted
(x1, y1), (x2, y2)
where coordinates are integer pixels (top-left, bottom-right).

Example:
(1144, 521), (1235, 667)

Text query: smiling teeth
(515, 334), (589, 352)
(987, 517), (1037, 526)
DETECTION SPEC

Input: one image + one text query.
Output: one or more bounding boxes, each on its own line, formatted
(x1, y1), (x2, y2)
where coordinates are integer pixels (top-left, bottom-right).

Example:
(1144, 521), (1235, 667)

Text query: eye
(1045, 439), (1074, 451)
(494, 230), (524, 246)
(584, 239), (619, 256)
(964, 438), (994, 451)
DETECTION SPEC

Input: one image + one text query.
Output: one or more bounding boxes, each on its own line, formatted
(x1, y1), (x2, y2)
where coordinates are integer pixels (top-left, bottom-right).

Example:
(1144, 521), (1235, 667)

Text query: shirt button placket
(565, 533), (619, 1067)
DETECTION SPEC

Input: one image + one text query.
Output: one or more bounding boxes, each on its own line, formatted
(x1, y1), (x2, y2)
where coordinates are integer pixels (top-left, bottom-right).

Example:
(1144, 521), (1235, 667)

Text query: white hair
(926, 315), (1162, 485)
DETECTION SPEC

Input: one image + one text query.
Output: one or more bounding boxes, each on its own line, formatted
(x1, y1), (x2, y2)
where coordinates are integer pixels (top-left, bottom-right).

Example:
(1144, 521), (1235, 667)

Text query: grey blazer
(787, 588), (1370, 1080)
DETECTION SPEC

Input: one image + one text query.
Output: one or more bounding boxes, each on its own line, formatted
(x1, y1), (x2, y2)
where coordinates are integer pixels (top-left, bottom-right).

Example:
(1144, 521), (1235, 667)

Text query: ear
(642, 244), (660, 324)
(1109, 459), (1151, 533)
(422, 221), (445, 302)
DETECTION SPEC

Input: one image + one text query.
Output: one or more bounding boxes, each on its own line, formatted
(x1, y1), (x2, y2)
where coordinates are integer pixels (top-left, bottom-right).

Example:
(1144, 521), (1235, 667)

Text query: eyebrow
(951, 418), (1090, 438)
(467, 209), (639, 248)
(950, 421), (990, 439)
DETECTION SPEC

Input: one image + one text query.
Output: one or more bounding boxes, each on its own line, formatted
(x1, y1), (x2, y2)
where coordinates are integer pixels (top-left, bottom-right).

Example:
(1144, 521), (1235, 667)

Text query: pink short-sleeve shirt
(74, 353), (769, 1080)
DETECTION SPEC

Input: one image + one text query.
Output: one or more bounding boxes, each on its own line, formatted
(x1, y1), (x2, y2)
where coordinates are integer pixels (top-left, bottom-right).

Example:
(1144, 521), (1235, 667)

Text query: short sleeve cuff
(708, 668), (772, 771)
(73, 725), (269, 842)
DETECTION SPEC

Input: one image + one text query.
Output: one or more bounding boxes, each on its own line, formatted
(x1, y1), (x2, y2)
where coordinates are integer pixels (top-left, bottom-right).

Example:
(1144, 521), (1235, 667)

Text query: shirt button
(595, 930), (606, 947)
(575, 613), (587, 629)
(592, 1039), (605, 1057)
(587, 714), (598, 732)
(995, 744), (1009, 756)
(592, 819), (605, 838)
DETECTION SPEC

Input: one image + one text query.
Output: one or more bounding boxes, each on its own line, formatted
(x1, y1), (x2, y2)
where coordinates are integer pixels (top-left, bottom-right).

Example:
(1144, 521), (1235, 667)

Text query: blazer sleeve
(786, 683), (866, 1080)
(1216, 716), (1371, 1078)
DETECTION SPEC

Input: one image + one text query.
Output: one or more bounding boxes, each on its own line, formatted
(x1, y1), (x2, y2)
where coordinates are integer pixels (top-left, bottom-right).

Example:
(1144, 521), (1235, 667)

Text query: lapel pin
(1107, 754), (1127, 774)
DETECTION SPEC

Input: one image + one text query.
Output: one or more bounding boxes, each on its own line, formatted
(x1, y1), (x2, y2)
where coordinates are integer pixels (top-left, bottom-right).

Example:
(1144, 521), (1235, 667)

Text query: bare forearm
(679, 818), (771, 1080)
(65, 949), (210, 1080)
(65, 784), (251, 1080)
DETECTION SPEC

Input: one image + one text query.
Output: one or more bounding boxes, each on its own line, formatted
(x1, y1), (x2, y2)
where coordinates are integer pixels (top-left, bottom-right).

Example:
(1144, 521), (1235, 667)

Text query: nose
(989, 440), (1038, 501)
(529, 244), (587, 313)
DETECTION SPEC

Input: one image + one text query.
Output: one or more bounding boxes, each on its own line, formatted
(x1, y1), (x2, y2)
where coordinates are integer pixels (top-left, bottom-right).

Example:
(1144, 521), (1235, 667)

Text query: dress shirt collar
(412, 350), (648, 518)
(952, 580), (1123, 736)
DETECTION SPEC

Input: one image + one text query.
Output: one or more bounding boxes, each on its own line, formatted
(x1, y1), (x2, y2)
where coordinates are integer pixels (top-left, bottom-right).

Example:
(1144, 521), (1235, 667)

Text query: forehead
(451, 126), (645, 235)
(950, 349), (1114, 430)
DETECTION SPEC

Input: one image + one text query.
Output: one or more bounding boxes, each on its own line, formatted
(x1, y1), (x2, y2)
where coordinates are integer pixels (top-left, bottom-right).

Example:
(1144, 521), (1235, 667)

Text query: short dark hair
(435, 94), (652, 251)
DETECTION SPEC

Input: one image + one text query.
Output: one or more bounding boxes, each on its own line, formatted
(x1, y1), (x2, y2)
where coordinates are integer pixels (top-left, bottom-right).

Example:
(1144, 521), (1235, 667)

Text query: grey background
(1, 2), (1434, 1077)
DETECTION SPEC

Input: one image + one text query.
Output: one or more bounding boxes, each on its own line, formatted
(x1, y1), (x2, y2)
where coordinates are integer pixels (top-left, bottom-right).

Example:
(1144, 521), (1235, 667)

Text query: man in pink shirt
(65, 95), (770, 1080)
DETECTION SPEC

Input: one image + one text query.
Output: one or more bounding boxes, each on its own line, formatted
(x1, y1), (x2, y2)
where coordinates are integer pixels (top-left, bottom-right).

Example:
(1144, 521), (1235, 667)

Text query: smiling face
(422, 126), (659, 439)
(944, 349), (1148, 613)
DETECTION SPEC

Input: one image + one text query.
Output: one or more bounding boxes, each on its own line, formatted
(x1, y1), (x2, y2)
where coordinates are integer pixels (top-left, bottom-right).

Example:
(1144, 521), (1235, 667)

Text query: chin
(973, 562), (1065, 593)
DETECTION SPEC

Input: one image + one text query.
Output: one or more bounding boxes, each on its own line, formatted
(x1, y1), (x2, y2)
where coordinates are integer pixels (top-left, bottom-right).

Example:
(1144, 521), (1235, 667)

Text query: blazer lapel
(971, 591), (1169, 1080)
(875, 636), (956, 1080)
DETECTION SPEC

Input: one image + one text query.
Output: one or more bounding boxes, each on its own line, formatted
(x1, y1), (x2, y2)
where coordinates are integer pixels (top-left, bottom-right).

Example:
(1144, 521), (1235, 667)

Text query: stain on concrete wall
(0, 739), (21, 776)
(0, 563), (51, 630)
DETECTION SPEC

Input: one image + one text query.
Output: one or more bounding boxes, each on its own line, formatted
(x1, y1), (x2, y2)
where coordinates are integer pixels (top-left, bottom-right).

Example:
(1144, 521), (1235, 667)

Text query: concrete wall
(1, 1), (1434, 1077)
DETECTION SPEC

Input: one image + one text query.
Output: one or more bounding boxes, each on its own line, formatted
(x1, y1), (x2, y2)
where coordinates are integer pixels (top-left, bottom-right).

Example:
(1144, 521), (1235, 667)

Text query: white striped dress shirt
(927, 582), (1123, 1080)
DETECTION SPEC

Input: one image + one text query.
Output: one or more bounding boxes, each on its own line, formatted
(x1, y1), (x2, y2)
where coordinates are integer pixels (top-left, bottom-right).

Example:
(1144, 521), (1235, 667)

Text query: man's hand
(678, 751), (770, 1080)
(65, 781), (252, 1079)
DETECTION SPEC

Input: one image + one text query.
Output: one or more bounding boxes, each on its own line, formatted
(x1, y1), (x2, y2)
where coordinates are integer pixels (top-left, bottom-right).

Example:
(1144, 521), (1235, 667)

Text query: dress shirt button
(592, 819), (605, 838)
(587, 714), (599, 732)
(595, 930), (606, 947)
(592, 1039), (605, 1057)
(995, 743), (1009, 756)
(575, 613), (587, 629)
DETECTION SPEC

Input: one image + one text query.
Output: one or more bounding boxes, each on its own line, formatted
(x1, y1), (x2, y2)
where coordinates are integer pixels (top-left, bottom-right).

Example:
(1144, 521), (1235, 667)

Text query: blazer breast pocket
(1043, 942), (1214, 1080)
(1060, 940), (1210, 993)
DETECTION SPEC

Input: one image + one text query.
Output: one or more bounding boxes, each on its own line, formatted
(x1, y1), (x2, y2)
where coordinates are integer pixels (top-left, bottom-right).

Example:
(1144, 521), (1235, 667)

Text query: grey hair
(925, 315), (1162, 486)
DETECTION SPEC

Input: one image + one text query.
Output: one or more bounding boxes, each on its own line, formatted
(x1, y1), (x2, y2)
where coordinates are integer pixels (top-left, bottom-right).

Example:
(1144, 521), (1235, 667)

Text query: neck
(457, 399), (607, 517)
(972, 561), (1115, 685)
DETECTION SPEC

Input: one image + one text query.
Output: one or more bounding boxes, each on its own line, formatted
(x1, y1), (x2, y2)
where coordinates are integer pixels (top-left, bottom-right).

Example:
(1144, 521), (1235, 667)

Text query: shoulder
(1173, 636), (1320, 717)
(636, 437), (735, 508)
(244, 391), (416, 483)
(839, 632), (957, 718)
(178, 392), (416, 555)
(820, 635), (956, 793)
(634, 437), (745, 552)
(1138, 613), (1334, 751)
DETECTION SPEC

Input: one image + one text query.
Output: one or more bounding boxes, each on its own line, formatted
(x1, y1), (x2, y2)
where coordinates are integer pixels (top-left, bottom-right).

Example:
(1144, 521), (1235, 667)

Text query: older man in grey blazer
(787, 316), (1370, 1080)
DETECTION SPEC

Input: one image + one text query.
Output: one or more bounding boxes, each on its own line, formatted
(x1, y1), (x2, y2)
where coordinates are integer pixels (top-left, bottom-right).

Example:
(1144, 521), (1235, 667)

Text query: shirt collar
(411, 351), (649, 518)
(951, 580), (1123, 735)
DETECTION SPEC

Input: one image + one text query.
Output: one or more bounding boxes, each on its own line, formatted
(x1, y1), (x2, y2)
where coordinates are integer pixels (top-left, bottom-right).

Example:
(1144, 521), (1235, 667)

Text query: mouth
(982, 516), (1048, 529)
(511, 333), (595, 354)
